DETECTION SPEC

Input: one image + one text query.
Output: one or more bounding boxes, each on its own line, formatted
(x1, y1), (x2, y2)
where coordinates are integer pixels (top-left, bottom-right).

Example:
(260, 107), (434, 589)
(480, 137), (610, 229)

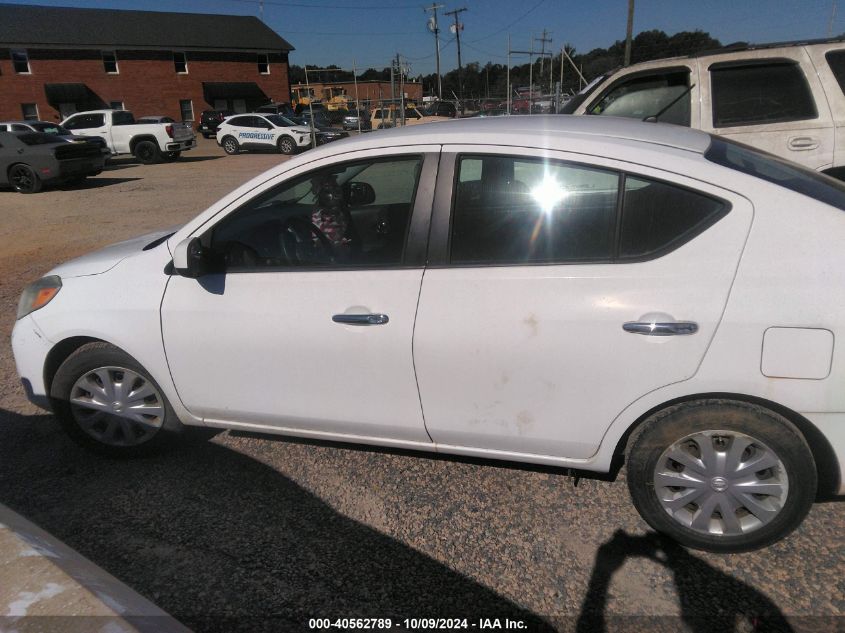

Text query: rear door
(413, 147), (752, 459)
(700, 49), (834, 171)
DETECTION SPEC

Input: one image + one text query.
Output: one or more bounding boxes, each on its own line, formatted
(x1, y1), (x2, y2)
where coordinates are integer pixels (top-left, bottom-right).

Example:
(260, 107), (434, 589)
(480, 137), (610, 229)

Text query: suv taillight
(165, 124), (174, 138)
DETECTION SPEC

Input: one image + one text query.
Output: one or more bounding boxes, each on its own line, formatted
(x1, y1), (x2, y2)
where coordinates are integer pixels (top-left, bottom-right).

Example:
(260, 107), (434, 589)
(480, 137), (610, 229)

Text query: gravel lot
(0, 137), (843, 633)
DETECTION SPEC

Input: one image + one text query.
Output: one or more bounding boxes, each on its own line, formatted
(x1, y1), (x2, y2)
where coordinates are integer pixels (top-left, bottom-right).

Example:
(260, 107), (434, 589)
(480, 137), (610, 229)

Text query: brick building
(0, 4), (294, 123)
(291, 80), (423, 107)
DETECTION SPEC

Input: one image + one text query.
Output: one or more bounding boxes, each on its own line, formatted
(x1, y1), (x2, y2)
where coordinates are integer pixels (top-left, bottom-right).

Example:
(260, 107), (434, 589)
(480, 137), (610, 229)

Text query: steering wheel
(280, 217), (335, 265)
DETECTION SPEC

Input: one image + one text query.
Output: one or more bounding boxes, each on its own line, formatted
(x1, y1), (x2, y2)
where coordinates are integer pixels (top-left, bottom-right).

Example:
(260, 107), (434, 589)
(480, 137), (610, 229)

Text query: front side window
(173, 52), (188, 74)
(63, 113), (105, 130)
(21, 103), (38, 120)
(450, 155), (619, 265)
(102, 51), (118, 74)
(825, 50), (845, 95)
(258, 53), (270, 74)
(586, 69), (691, 126)
(710, 60), (817, 127)
(210, 156), (423, 270)
(11, 49), (30, 73)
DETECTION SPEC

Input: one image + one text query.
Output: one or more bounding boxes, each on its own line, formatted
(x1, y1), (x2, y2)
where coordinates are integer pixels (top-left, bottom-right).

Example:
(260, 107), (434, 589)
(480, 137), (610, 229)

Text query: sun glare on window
(530, 175), (568, 213)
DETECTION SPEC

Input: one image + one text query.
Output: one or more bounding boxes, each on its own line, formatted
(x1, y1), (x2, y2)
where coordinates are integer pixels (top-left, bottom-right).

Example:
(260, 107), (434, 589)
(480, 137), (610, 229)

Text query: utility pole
(424, 3), (444, 100)
(537, 29), (552, 79)
(624, 0), (635, 66)
(445, 7), (467, 109)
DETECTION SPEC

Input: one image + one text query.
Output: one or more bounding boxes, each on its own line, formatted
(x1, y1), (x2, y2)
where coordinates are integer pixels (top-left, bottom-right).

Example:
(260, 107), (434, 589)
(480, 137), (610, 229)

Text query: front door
(413, 148), (753, 459)
(161, 148), (438, 442)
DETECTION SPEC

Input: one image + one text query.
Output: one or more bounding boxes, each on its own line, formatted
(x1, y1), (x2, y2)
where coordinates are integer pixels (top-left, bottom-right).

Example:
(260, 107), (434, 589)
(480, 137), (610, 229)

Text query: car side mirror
(173, 237), (209, 278)
(344, 181), (376, 206)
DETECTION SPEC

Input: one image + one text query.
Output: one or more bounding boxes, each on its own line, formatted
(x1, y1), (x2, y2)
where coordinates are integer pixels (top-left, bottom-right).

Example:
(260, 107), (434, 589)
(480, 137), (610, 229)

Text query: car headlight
(17, 276), (62, 320)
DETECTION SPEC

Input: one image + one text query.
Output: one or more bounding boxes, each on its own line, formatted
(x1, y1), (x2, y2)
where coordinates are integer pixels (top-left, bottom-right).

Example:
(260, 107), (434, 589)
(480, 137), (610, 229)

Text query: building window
(173, 51), (188, 74)
(21, 103), (38, 120)
(180, 99), (194, 121)
(109, 100), (124, 110)
(102, 51), (118, 74)
(12, 49), (30, 74)
(258, 53), (270, 74)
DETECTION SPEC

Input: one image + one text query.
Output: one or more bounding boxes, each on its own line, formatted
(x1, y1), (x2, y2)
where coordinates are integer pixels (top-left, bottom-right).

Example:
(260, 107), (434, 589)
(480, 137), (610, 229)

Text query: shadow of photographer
(0, 408), (554, 633)
(575, 530), (794, 633)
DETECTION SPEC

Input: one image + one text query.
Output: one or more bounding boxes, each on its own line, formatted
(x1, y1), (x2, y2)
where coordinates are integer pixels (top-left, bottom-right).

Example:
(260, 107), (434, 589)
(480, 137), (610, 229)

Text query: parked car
(424, 101), (458, 118)
(12, 116), (845, 552)
(255, 102), (297, 118)
(370, 106), (452, 129)
(467, 109), (508, 117)
(197, 110), (234, 139)
(61, 110), (196, 164)
(136, 116), (176, 124)
(563, 37), (845, 178)
(293, 111), (350, 144)
(0, 130), (104, 192)
(0, 121), (110, 156)
(341, 109), (372, 131)
(215, 113), (312, 155)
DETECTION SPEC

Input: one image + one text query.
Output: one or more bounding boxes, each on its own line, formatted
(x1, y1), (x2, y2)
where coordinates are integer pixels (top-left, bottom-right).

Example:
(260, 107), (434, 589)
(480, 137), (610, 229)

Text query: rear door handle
(623, 321), (698, 336)
(332, 313), (389, 325)
(788, 136), (819, 150)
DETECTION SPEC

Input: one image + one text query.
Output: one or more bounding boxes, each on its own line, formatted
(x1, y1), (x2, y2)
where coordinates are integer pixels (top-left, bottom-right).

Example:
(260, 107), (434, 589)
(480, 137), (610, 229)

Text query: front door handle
(332, 313), (389, 326)
(623, 321), (698, 336)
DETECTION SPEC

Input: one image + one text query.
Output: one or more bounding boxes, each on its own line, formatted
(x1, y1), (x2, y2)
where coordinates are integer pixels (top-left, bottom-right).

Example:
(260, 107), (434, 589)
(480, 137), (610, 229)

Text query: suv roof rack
(690, 36), (845, 58)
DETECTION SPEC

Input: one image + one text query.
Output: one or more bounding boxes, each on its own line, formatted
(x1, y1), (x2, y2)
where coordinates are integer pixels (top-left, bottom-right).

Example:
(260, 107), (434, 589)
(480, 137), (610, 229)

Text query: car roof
(330, 116), (713, 154)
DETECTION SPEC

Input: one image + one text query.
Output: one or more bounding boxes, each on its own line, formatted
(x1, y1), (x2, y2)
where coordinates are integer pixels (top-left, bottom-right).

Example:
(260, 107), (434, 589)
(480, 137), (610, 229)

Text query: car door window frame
(427, 148), (731, 268)
(189, 149), (440, 273)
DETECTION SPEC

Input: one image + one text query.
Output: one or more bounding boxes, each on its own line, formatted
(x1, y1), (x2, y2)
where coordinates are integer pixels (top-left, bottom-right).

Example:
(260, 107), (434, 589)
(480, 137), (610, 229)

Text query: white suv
(563, 38), (845, 178)
(12, 117), (845, 552)
(216, 113), (312, 155)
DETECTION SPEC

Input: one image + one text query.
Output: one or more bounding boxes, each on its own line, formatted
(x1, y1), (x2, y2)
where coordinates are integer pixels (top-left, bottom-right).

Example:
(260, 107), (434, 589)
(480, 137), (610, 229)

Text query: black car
(424, 101), (458, 117)
(0, 131), (105, 193)
(255, 102), (297, 118)
(294, 111), (350, 144)
(197, 110), (234, 139)
(0, 121), (110, 156)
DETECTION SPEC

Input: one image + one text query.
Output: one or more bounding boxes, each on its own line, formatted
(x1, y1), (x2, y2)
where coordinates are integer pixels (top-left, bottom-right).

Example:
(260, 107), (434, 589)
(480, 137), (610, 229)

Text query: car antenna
(643, 83), (696, 123)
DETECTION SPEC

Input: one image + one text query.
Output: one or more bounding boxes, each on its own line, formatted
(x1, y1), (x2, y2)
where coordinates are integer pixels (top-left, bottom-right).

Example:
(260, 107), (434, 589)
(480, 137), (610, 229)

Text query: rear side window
(620, 177), (727, 258)
(825, 50), (845, 94)
(112, 111), (135, 126)
(710, 60), (817, 127)
(706, 137), (845, 211)
(450, 155), (619, 265)
(227, 116), (250, 127)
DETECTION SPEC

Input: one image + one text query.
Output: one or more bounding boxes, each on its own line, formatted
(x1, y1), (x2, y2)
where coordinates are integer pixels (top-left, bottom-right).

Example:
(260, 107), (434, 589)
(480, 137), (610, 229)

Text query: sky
(4, 0), (842, 76)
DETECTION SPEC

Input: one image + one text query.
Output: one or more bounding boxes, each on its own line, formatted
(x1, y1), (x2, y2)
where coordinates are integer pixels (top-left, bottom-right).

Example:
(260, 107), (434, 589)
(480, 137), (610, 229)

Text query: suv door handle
(623, 321), (698, 336)
(332, 313), (389, 325)
(788, 136), (819, 150)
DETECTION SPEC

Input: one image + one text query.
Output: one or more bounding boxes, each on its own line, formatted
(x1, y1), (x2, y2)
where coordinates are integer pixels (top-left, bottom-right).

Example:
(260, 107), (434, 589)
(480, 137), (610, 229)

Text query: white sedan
(215, 113), (312, 155)
(12, 116), (845, 552)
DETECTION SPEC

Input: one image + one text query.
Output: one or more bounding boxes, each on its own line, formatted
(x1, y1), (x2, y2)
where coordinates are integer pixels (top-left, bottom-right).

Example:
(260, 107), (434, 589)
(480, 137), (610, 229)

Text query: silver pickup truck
(61, 110), (196, 164)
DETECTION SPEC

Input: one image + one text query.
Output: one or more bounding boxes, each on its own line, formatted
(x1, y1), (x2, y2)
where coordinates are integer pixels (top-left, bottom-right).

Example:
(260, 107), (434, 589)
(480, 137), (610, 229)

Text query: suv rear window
(705, 137), (845, 210)
(825, 50), (845, 95)
(710, 60), (817, 127)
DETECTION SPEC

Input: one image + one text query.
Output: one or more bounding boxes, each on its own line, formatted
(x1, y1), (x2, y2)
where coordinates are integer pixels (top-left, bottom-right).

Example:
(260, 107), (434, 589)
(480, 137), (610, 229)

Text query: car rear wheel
(133, 140), (159, 165)
(50, 342), (185, 457)
(626, 399), (816, 552)
(8, 164), (42, 194)
(222, 136), (240, 155)
(277, 135), (296, 155)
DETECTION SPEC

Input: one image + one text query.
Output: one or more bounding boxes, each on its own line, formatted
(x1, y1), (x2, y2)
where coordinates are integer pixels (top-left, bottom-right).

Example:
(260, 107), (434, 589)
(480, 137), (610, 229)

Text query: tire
(50, 342), (185, 457)
(133, 140), (159, 164)
(8, 164), (42, 193)
(277, 135), (296, 155)
(221, 136), (240, 155)
(161, 150), (181, 162)
(626, 399), (816, 553)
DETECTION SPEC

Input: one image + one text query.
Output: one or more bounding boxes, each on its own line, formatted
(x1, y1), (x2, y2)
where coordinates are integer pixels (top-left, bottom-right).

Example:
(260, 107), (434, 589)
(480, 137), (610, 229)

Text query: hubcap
(69, 366), (164, 447)
(653, 430), (788, 537)
(11, 167), (33, 190)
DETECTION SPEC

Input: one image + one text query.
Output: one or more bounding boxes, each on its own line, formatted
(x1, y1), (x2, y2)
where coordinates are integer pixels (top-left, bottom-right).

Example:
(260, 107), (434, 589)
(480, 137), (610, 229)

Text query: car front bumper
(11, 315), (53, 410)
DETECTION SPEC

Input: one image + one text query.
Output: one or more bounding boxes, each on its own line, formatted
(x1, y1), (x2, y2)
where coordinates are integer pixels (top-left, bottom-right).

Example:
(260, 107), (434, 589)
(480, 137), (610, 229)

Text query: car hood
(289, 127), (311, 134)
(50, 227), (179, 279)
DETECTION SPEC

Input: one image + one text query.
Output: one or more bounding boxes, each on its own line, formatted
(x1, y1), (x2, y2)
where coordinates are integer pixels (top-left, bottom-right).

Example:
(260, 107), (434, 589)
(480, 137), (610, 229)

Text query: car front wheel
(222, 136), (240, 155)
(50, 342), (185, 456)
(627, 399), (816, 552)
(277, 135), (296, 155)
(9, 164), (42, 193)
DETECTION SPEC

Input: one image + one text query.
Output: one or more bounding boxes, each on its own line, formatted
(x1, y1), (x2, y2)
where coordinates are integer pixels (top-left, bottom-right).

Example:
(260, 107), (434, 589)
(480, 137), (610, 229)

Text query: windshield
(705, 137), (845, 211)
(29, 123), (71, 135)
(560, 73), (609, 114)
(266, 114), (301, 127)
(17, 133), (64, 145)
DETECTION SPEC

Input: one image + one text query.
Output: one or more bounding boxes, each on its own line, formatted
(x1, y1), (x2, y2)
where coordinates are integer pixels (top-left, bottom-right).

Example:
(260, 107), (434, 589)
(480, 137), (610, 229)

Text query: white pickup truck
(60, 110), (196, 164)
